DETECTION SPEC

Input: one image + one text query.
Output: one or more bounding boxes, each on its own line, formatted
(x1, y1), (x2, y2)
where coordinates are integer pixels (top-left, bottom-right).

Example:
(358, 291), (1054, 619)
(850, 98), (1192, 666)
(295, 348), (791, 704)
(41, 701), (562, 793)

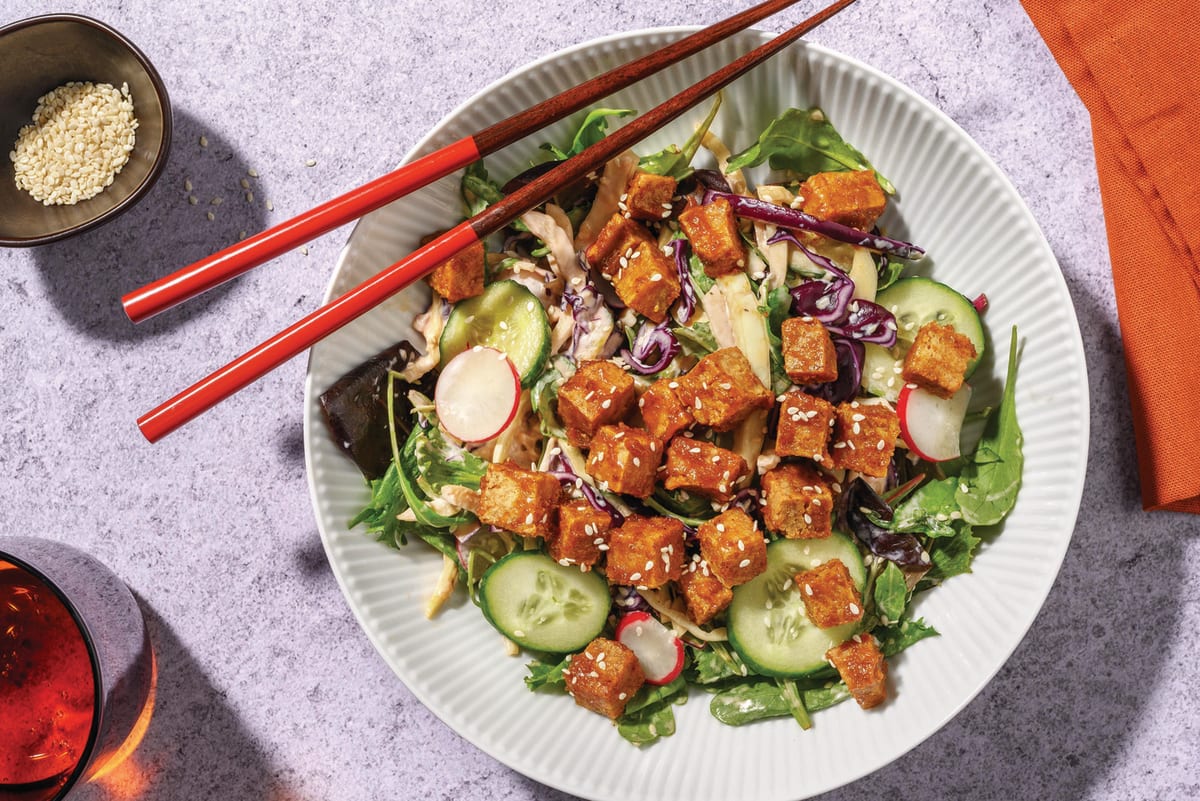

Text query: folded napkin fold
(1022, 0), (1200, 513)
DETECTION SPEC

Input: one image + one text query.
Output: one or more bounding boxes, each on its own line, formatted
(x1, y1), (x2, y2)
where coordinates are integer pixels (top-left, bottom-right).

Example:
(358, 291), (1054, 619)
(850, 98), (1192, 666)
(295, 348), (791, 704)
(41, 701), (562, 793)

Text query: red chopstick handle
(136, 222), (481, 443)
(121, 136), (482, 324)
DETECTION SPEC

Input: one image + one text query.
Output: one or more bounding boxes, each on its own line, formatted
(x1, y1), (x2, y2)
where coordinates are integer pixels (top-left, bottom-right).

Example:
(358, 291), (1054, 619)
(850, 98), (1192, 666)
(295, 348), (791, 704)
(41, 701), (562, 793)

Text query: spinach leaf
(875, 617), (939, 657)
(688, 252), (715, 294)
(876, 252), (906, 291)
(762, 285), (795, 395)
(776, 678), (812, 730)
(530, 355), (576, 438)
(673, 321), (718, 357)
(873, 561), (909, 623)
(710, 679), (852, 726)
(542, 108), (635, 160)
(890, 477), (961, 538)
(956, 327), (1023, 525)
(640, 93), (723, 179)
(687, 642), (754, 684)
(726, 107), (894, 194)
(617, 676), (687, 746)
(924, 523), (980, 582)
(524, 655), (571, 692)
(461, 160), (504, 216)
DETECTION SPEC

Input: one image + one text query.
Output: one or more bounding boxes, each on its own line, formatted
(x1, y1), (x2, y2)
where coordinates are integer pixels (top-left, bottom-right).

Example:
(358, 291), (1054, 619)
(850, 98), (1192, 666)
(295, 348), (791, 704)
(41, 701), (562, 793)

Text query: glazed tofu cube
(760, 463), (833, 539)
(798, 170), (888, 231)
(795, 559), (863, 628)
(774, 390), (836, 465)
(781, 316), (838, 384)
(624, 171), (678, 222)
(638, 378), (695, 443)
(585, 423), (662, 499)
(696, 509), (766, 588)
(825, 634), (888, 709)
(564, 638), (646, 719)
(425, 239), (485, 303)
(674, 348), (773, 432)
(677, 556), (733, 626)
(605, 515), (685, 588)
(477, 462), (561, 538)
(583, 214), (680, 323)
(547, 499), (612, 570)
(662, 437), (749, 503)
(557, 360), (636, 447)
(830, 400), (900, 477)
(901, 321), (977, 398)
(678, 197), (748, 278)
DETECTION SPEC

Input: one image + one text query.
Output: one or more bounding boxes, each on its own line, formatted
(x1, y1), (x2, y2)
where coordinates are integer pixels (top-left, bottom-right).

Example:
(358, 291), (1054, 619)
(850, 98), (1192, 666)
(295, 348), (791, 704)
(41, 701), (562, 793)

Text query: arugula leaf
(524, 655), (571, 691)
(461, 160), (504, 216)
(726, 107), (894, 193)
(639, 93), (723, 178)
(924, 523), (981, 582)
(956, 327), (1023, 525)
(761, 285), (795, 395)
(617, 676), (687, 746)
(347, 463), (410, 545)
(542, 108), (635, 160)
(873, 561), (909, 623)
(875, 617), (940, 657)
(530, 356), (576, 438)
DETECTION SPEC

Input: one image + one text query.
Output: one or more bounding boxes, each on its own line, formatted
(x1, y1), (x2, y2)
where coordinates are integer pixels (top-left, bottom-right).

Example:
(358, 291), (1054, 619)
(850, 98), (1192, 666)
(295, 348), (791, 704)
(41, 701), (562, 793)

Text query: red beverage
(0, 563), (96, 789)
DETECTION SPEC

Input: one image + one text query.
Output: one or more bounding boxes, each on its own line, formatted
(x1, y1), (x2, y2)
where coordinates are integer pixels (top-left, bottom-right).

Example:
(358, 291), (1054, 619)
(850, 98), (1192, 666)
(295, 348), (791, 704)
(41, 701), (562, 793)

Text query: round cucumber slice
(875, 276), (985, 376)
(439, 280), (551, 388)
(478, 551), (611, 654)
(728, 535), (866, 678)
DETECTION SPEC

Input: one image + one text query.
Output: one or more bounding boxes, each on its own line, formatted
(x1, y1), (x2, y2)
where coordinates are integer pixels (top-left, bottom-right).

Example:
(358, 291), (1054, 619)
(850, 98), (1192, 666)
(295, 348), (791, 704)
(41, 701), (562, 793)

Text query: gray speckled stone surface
(1, 1), (1197, 799)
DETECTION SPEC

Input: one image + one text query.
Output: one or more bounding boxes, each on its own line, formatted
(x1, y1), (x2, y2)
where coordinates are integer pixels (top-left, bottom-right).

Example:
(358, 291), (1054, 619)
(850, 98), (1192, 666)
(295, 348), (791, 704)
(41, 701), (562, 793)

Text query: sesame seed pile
(9, 81), (138, 206)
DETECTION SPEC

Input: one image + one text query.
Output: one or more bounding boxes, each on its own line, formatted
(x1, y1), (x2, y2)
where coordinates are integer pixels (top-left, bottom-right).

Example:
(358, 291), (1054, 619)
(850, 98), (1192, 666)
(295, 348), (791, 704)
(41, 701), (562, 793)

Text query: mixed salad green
(320, 98), (1023, 746)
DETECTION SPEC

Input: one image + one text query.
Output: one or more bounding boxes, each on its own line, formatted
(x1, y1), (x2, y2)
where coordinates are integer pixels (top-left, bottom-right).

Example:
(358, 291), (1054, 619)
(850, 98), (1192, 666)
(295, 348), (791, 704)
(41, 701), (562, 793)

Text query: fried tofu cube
(795, 559), (863, 628)
(678, 197), (748, 278)
(605, 515), (685, 588)
(637, 378), (695, 443)
(477, 462), (561, 538)
(585, 423), (662, 498)
(674, 348), (773, 432)
(564, 638), (645, 719)
(662, 437), (749, 503)
(775, 390), (836, 465)
(901, 321), (977, 398)
(830, 400), (900, 477)
(761, 462), (833, 539)
(677, 556), (733, 625)
(696, 509), (766, 587)
(547, 499), (612, 570)
(557, 360), (636, 447)
(781, 316), (838, 384)
(424, 239), (485, 303)
(583, 214), (680, 323)
(624, 171), (678, 222)
(825, 635), (888, 709)
(798, 170), (887, 231)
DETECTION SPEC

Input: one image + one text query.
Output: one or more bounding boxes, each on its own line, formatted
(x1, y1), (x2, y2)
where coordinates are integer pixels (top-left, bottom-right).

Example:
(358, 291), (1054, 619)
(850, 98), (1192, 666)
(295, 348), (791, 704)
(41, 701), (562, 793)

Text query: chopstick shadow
(71, 596), (308, 801)
(816, 265), (1178, 801)
(30, 109), (267, 342)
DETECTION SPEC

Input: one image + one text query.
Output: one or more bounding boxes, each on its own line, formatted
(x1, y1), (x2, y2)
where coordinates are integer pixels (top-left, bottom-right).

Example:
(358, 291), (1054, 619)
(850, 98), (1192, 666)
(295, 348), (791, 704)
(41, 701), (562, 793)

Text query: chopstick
(137, 0), (858, 442)
(121, 0), (813, 324)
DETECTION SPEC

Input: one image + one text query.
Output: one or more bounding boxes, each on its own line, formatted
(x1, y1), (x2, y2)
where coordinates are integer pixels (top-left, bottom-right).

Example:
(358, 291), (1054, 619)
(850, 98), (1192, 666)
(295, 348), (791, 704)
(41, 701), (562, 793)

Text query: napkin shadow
(816, 279), (1169, 801)
(72, 596), (307, 801)
(32, 109), (267, 342)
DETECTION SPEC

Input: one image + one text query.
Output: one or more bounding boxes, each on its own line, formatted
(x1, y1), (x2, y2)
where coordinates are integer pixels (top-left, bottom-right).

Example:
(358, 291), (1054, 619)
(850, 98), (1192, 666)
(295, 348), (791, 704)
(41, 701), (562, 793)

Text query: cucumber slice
(728, 535), (866, 678)
(439, 280), (551, 388)
(875, 276), (985, 376)
(861, 342), (909, 402)
(478, 551), (611, 653)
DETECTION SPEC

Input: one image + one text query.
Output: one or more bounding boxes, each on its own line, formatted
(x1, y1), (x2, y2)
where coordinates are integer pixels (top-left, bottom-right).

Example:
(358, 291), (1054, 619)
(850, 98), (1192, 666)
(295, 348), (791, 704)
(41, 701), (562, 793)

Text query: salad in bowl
(315, 97), (1023, 747)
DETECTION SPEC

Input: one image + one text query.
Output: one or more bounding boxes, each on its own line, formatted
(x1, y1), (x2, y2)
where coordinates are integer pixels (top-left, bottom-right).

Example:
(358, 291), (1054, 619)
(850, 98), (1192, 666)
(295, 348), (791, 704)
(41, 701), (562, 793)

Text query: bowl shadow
(31, 109), (267, 342)
(813, 261), (1178, 801)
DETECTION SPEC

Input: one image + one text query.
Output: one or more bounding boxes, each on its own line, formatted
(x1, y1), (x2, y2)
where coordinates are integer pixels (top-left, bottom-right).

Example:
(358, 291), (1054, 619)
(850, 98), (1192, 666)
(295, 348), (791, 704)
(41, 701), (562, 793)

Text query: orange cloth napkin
(1021, 0), (1200, 513)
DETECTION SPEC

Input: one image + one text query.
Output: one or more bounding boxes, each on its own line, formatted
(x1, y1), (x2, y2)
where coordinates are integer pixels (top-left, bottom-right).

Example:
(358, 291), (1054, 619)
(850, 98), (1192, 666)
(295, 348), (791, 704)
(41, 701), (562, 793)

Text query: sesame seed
(629, 572), (642, 581)
(524, 513), (534, 524)
(804, 584), (813, 596)
(849, 603), (860, 615)
(738, 558), (751, 568)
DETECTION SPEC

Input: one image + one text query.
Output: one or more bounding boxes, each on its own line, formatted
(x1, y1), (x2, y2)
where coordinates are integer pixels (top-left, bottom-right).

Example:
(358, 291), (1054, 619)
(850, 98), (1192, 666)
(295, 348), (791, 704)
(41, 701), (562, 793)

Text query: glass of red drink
(0, 538), (155, 801)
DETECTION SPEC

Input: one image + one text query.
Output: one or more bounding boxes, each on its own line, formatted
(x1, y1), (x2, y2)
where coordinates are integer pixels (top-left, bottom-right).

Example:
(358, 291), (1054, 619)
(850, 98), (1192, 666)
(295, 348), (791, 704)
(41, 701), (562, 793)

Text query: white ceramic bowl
(304, 28), (1088, 801)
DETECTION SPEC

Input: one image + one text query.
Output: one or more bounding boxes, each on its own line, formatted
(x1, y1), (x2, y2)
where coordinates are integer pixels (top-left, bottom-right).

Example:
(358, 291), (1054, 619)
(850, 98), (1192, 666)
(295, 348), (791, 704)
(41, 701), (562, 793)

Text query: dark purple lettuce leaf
(840, 478), (928, 568)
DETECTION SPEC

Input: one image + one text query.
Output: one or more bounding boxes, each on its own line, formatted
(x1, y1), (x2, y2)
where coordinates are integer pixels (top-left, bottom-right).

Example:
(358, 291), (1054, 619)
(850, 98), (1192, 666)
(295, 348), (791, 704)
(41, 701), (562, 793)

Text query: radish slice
(897, 382), (973, 462)
(435, 346), (521, 443)
(615, 610), (685, 685)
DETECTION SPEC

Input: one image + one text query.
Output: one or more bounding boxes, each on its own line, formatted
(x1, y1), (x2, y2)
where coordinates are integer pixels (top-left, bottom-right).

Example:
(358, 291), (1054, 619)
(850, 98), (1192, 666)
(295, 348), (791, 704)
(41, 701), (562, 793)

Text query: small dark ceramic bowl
(0, 14), (171, 246)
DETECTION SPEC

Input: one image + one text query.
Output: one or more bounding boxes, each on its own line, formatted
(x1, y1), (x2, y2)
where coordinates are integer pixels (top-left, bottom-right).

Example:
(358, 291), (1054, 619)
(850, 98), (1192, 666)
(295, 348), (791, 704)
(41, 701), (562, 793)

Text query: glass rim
(1, 549), (105, 800)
